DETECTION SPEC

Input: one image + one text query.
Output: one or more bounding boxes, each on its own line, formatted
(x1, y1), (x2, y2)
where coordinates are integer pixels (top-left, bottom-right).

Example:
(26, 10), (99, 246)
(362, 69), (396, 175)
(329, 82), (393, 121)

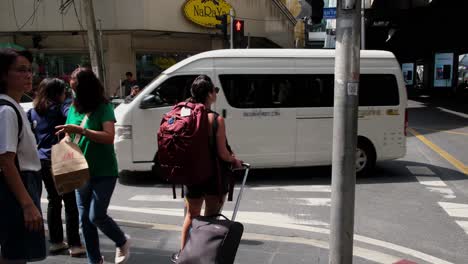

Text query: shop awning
(0, 42), (25, 51)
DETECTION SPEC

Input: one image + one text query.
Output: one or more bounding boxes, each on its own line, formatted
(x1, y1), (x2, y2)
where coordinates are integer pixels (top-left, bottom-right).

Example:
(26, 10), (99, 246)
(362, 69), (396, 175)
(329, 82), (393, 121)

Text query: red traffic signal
(233, 19), (244, 48)
(234, 19), (244, 32)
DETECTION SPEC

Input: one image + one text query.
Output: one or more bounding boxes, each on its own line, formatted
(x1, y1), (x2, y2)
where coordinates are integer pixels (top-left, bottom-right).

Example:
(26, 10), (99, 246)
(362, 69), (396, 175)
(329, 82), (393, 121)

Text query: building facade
(0, 0), (296, 94)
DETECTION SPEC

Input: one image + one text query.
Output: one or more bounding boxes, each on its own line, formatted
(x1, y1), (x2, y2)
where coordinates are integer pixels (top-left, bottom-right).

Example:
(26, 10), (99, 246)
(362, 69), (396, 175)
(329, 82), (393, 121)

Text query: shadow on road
(407, 95), (468, 137)
(119, 160), (466, 188)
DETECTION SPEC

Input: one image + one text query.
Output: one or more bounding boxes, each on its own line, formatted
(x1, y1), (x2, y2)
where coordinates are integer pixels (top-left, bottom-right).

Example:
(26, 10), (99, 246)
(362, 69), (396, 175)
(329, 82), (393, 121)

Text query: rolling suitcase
(177, 163), (251, 264)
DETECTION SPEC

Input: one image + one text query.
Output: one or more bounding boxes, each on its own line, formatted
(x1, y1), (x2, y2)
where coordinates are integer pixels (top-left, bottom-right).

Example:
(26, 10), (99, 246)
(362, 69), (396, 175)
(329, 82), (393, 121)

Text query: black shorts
(0, 171), (46, 262)
(184, 176), (228, 199)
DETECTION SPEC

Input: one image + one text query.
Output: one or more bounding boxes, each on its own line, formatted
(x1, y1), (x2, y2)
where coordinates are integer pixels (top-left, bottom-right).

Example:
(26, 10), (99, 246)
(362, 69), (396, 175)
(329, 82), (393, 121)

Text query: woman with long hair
(171, 75), (242, 263)
(0, 48), (46, 263)
(55, 67), (130, 264)
(28, 78), (85, 256)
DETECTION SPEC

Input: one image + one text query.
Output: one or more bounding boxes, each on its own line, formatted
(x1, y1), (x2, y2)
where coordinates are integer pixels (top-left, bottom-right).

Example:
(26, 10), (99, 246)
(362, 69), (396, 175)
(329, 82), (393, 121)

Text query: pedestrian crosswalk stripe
(425, 187), (455, 199)
(290, 198), (331, 207)
(407, 166), (436, 175)
(416, 176), (447, 187)
(455, 221), (468, 235)
(438, 202), (468, 218)
(249, 185), (331, 192)
(130, 195), (182, 202)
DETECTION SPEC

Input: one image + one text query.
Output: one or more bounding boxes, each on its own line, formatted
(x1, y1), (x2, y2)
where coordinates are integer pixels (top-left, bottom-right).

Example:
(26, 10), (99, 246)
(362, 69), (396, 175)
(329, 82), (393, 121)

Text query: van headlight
(115, 125), (132, 140)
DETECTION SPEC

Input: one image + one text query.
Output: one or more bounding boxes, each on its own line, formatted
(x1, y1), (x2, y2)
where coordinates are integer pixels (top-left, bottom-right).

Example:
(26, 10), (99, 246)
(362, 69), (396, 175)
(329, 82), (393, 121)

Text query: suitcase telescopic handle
(231, 163), (250, 221)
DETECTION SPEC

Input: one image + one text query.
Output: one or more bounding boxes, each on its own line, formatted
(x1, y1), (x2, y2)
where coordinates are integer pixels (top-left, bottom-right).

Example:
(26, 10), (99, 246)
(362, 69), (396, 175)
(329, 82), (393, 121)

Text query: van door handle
(222, 109), (227, 118)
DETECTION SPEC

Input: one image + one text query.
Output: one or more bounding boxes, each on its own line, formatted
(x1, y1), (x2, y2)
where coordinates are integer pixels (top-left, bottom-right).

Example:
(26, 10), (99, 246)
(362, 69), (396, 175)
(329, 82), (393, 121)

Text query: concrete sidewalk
(34, 219), (407, 264)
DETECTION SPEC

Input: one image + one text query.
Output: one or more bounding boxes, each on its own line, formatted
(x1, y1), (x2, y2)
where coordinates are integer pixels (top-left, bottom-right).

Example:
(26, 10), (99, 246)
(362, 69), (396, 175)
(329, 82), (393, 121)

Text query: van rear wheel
(356, 140), (376, 177)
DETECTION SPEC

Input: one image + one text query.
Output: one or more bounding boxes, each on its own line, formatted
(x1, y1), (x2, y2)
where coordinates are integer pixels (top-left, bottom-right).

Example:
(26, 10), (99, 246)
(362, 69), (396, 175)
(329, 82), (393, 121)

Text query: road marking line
(438, 202), (468, 218)
(407, 128), (468, 175)
(436, 107), (468, 119)
(40, 199), (452, 264)
(411, 127), (468, 136)
(408, 166), (436, 176)
(129, 195), (182, 202)
(455, 221), (468, 235)
(242, 233), (402, 264)
(249, 185), (331, 192)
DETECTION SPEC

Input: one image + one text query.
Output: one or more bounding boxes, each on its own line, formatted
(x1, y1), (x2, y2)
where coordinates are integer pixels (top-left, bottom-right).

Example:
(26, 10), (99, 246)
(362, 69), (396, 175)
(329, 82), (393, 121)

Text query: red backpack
(157, 102), (213, 186)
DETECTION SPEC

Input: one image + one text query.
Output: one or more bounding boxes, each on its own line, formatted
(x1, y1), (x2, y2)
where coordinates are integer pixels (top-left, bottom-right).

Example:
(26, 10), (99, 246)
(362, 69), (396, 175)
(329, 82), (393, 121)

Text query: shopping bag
(51, 139), (90, 195)
(51, 116), (90, 195)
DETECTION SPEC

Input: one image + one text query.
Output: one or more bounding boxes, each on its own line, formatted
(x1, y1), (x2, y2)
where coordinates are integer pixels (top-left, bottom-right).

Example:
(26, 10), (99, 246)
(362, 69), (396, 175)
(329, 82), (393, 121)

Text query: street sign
(323, 8), (336, 19)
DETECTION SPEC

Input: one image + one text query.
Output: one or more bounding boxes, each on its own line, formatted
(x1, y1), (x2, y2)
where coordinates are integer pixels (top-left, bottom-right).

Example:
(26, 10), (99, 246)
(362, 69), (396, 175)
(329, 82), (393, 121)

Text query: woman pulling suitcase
(171, 75), (243, 263)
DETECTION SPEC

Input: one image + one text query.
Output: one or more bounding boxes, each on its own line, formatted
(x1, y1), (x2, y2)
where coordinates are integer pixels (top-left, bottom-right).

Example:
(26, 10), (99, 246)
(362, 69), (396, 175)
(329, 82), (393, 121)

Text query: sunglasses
(214, 87), (220, 94)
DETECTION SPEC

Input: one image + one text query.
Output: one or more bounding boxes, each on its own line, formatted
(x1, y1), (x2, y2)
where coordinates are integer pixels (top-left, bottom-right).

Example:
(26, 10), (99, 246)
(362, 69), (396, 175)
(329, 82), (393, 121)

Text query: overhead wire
(11, 0), (43, 31)
(71, 0), (88, 50)
(59, 0), (74, 15)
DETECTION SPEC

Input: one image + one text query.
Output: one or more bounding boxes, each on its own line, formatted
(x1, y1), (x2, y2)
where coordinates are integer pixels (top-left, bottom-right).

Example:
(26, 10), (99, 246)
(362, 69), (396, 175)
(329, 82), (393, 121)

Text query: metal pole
(361, 0), (365, 50)
(230, 9), (234, 49)
(97, 19), (106, 87)
(83, 0), (104, 80)
(329, 0), (361, 263)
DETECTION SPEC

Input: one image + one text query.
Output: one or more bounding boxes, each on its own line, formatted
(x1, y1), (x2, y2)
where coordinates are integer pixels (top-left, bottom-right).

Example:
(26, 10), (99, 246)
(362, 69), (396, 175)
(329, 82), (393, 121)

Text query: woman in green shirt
(55, 67), (130, 264)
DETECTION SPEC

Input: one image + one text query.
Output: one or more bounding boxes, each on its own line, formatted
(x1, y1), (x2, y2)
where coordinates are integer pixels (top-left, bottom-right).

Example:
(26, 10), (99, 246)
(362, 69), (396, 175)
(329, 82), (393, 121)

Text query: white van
(114, 49), (407, 176)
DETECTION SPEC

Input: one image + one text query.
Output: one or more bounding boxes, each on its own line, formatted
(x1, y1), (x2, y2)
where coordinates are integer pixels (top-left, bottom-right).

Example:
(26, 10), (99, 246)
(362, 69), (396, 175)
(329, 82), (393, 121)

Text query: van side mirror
(139, 94), (164, 109)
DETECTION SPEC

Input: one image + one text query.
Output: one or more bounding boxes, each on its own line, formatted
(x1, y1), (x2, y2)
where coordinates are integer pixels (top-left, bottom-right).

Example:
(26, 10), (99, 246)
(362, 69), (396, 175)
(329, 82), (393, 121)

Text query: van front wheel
(356, 140), (376, 177)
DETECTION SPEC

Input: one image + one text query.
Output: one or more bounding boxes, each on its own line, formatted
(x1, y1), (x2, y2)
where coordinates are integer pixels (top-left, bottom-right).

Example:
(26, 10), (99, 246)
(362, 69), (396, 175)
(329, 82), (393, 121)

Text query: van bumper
(115, 138), (153, 174)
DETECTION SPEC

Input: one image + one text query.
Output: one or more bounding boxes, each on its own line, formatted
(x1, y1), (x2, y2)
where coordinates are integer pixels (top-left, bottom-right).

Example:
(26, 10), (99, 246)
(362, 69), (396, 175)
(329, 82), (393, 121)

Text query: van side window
(219, 74), (399, 108)
(220, 74), (334, 108)
(360, 74), (399, 106)
(220, 75), (297, 108)
(152, 75), (198, 105)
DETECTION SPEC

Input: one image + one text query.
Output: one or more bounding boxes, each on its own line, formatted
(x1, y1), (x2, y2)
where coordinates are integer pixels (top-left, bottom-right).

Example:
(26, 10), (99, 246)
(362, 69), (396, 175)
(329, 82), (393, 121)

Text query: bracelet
(82, 128), (88, 136)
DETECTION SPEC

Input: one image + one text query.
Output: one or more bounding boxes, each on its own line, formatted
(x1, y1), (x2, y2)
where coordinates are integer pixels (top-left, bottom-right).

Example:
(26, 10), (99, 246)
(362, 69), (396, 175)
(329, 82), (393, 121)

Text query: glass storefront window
(136, 53), (192, 87)
(31, 53), (90, 96)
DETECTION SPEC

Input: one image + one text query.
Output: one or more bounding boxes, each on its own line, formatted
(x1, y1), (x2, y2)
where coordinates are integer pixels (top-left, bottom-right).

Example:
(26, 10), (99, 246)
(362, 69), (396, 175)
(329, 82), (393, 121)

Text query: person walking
(0, 48), (46, 263)
(28, 78), (85, 257)
(171, 75), (242, 263)
(55, 67), (130, 264)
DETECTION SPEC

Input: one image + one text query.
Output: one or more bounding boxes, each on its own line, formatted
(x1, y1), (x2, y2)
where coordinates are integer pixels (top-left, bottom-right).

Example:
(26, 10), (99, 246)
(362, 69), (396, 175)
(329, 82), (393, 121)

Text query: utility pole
(230, 9), (234, 49)
(361, 0), (366, 49)
(83, 0), (104, 80)
(329, 0), (361, 263)
(97, 19), (106, 86)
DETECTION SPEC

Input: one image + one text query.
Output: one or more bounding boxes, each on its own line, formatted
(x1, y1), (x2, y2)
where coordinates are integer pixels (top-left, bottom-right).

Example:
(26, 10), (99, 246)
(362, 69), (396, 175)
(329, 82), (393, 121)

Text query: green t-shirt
(66, 103), (118, 178)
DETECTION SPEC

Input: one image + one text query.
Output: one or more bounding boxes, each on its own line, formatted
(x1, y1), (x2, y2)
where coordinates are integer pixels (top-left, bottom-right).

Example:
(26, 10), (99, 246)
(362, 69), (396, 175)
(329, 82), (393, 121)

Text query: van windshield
(121, 74), (165, 104)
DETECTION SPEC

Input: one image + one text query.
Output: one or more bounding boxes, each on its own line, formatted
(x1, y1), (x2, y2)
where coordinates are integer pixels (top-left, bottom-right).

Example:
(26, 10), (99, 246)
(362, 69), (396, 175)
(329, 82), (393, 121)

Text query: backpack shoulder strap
(0, 99), (23, 138)
(0, 99), (23, 170)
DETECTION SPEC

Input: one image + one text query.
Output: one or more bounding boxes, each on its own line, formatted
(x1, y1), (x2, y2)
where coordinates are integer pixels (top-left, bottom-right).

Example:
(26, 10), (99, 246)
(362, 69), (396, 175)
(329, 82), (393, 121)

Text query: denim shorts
(0, 171), (46, 262)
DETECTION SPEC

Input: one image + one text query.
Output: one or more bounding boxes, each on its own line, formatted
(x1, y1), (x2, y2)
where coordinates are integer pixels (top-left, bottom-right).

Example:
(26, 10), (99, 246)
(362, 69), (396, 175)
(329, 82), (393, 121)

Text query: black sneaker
(170, 251), (180, 263)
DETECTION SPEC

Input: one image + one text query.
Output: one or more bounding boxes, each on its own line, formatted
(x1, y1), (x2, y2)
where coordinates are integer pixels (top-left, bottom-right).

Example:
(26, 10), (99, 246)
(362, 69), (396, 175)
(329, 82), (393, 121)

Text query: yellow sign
(183, 0), (234, 28)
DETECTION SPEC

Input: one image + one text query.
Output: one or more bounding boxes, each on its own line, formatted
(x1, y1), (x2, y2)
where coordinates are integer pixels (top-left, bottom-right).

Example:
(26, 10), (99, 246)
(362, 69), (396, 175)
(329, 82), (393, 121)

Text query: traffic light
(305, 0), (324, 24)
(215, 14), (228, 39)
(233, 19), (244, 48)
